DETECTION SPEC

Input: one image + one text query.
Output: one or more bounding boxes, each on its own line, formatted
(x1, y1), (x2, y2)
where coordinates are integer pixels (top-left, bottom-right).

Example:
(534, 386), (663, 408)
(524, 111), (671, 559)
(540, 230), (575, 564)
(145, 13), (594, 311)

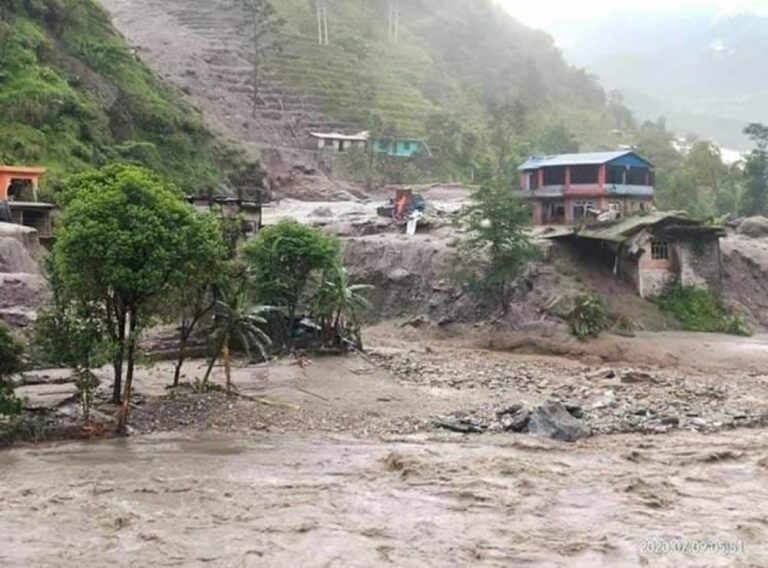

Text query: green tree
(35, 258), (106, 423)
(742, 123), (768, 216)
(460, 184), (537, 313)
(660, 140), (726, 218)
(537, 121), (579, 155)
(0, 323), (23, 417)
(168, 213), (227, 387)
(236, 0), (285, 116)
(52, 164), (219, 428)
(243, 220), (340, 344)
(202, 278), (274, 393)
(312, 264), (372, 349)
(634, 118), (682, 189)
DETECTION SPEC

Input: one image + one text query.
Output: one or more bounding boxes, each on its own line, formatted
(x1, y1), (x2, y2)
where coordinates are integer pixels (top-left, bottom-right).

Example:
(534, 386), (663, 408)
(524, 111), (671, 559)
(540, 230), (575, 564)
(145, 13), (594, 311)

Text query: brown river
(2, 428), (767, 567)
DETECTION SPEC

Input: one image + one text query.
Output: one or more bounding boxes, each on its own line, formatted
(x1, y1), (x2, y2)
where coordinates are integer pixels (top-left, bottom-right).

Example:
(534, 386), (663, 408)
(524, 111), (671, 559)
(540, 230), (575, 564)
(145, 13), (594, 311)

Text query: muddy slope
(722, 233), (768, 328)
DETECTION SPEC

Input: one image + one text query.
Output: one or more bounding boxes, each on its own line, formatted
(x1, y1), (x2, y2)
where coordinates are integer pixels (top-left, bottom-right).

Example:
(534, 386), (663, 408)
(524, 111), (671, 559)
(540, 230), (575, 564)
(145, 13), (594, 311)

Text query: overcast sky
(497, 0), (768, 28)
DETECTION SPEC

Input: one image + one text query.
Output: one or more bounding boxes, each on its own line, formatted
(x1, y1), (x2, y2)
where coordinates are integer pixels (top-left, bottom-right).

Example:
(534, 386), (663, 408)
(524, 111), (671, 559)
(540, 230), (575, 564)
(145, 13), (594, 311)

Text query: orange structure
(0, 165), (53, 239)
(0, 165), (45, 201)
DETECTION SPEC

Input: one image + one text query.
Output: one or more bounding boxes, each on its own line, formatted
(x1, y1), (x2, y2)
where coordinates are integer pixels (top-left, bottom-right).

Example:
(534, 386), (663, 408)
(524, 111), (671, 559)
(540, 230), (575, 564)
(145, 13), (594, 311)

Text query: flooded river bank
(2, 429), (767, 567)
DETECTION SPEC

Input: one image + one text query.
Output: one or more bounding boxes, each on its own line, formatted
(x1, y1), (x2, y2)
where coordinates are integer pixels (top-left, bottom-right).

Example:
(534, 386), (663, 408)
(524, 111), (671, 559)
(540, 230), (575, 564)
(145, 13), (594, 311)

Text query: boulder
(500, 409), (530, 432)
(527, 401), (588, 442)
(737, 216), (768, 238)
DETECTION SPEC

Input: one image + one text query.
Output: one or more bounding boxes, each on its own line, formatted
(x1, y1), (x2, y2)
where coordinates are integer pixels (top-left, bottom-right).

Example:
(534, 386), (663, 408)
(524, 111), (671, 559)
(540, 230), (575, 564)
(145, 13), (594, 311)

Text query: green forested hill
(270, 0), (634, 181)
(0, 0), (255, 194)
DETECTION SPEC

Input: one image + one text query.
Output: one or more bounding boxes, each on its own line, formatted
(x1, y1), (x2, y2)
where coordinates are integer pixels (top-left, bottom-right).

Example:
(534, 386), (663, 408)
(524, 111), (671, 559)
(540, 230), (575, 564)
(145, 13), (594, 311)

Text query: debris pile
(374, 351), (768, 437)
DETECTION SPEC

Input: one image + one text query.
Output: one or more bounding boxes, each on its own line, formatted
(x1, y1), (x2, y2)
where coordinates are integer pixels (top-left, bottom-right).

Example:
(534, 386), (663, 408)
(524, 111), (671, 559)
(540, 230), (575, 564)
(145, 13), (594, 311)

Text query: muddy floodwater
(2, 429), (767, 567)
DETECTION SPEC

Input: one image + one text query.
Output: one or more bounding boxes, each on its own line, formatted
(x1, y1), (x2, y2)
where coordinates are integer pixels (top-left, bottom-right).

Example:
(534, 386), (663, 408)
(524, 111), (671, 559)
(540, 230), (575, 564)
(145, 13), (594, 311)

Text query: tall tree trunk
(172, 333), (188, 387)
(394, 0), (399, 44)
(323, 4), (329, 45)
(500, 279), (509, 315)
(202, 339), (222, 385)
(111, 307), (127, 404)
(222, 340), (231, 393)
(117, 309), (138, 433)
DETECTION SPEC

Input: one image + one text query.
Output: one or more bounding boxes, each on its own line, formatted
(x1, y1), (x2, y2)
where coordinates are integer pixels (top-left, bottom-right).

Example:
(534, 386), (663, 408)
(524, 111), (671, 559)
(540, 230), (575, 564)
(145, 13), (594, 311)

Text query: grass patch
(655, 285), (751, 336)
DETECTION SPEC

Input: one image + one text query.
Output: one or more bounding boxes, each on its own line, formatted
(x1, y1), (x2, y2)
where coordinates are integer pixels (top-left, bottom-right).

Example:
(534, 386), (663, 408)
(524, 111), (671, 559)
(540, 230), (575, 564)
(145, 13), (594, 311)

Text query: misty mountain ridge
(548, 7), (768, 152)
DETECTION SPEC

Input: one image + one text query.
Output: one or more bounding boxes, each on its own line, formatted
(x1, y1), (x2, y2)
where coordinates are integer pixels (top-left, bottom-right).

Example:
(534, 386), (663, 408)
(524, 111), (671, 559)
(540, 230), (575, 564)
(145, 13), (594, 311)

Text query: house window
(572, 200), (596, 221)
(628, 167), (648, 185)
(608, 201), (622, 213)
(402, 141), (411, 152)
(651, 240), (669, 260)
(607, 165), (625, 185)
(543, 166), (566, 186)
(529, 172), (539, 190)
(571, 165), (599, 184)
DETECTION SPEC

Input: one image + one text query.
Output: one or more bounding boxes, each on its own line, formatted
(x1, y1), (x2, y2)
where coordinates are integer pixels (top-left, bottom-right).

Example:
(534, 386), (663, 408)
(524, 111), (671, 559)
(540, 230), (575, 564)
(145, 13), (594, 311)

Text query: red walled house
(518, 150), (655, 225)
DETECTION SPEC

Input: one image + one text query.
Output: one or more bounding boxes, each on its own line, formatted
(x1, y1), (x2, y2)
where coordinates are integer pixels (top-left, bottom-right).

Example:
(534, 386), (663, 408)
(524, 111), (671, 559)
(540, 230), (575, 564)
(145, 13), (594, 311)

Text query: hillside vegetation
(0, 0), (256, 194)
(268, 0), (632, 182)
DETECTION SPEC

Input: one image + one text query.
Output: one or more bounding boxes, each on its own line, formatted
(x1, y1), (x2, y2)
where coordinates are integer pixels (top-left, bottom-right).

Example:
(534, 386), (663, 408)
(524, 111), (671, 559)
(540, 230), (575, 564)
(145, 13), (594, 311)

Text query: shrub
(655, 285), (751, 336)
(569, 295), (607, 341)
(0, 323), (23, 417)
(243, 219), (340, 336)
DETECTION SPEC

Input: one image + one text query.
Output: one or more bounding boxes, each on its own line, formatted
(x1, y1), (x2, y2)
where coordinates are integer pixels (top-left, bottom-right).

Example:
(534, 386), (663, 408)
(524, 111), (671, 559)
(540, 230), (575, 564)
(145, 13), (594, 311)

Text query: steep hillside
(101, 0), (633, 190)
(0, 0), (257, 194)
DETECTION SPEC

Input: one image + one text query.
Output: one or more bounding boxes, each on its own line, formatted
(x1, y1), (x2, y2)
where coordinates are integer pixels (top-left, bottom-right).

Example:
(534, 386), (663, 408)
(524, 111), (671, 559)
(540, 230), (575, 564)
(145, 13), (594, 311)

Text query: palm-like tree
(314, 265), (372, 348)
(202, 279), (274, 393)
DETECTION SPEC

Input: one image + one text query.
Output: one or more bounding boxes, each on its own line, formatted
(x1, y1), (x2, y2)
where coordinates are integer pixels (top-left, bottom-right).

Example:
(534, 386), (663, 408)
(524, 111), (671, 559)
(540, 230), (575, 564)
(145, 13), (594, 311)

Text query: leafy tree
(52, 164), (219, 429)
(202, 277), (274, 392)
(742, 123), (768, 216)
(660, 140), (725, 218)
(0, 323), (23, 417)
(312, 264), (372, 349)
(236, 0), (285, 116)
(243, 220), (340, 344)
(35, 258), (106, 423)
(460, 184), (537, 313)
(537, 121), (579, 155)
(168, 213), (227, 387)
(634, 118), (682, 189)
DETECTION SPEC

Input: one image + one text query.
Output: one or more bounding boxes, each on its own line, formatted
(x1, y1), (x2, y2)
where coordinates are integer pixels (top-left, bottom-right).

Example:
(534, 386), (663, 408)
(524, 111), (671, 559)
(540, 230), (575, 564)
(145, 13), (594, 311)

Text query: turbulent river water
(2, 429), (767, 567)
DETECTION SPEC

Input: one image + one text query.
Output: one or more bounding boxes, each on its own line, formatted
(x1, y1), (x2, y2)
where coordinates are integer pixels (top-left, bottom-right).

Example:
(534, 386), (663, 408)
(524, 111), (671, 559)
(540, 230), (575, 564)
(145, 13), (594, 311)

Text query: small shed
(372, 137), (430, 158)
(0, 166), (54, 240)
(310, 131), (369, 153)
(546, 213), (726, 298)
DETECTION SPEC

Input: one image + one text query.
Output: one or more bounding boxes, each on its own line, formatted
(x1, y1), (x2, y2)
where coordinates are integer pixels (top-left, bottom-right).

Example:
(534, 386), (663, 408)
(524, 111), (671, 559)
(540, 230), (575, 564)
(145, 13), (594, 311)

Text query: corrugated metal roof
(518, 151), (635, 170)
(309, 131), (369, 141)
(572, 212), (698, 242)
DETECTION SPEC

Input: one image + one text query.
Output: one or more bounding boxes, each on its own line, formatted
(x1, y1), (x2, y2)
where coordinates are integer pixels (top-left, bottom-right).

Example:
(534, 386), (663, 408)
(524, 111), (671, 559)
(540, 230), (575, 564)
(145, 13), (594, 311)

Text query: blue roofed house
(518, 150), (655, 225)
(372, 137), (430, 158)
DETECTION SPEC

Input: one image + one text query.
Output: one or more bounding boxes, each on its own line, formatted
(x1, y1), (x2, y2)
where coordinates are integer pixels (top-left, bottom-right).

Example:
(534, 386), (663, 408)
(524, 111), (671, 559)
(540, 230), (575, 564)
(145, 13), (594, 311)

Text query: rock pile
(374, 350), (768, 437)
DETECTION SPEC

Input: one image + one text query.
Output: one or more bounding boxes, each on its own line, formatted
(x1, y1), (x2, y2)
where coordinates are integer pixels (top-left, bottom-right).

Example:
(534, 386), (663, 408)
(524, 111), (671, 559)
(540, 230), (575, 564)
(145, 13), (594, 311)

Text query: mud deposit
(1, 430), (767, 567)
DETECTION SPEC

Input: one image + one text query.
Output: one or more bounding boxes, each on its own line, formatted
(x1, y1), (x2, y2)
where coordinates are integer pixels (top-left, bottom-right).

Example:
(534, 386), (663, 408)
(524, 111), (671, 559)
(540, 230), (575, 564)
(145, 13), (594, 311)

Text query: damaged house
(546, 213), (726, 298)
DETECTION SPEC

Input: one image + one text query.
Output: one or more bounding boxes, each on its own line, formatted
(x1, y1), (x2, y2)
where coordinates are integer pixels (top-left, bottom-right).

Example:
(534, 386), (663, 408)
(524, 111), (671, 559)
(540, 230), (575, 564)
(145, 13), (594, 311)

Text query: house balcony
(519, 183), (654, 200)
(606, 184), (654, 197)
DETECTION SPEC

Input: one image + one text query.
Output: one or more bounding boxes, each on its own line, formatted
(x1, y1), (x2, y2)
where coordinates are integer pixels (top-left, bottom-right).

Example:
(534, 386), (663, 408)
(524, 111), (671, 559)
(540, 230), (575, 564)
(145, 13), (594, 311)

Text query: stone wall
(675, 237), (722, 293)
